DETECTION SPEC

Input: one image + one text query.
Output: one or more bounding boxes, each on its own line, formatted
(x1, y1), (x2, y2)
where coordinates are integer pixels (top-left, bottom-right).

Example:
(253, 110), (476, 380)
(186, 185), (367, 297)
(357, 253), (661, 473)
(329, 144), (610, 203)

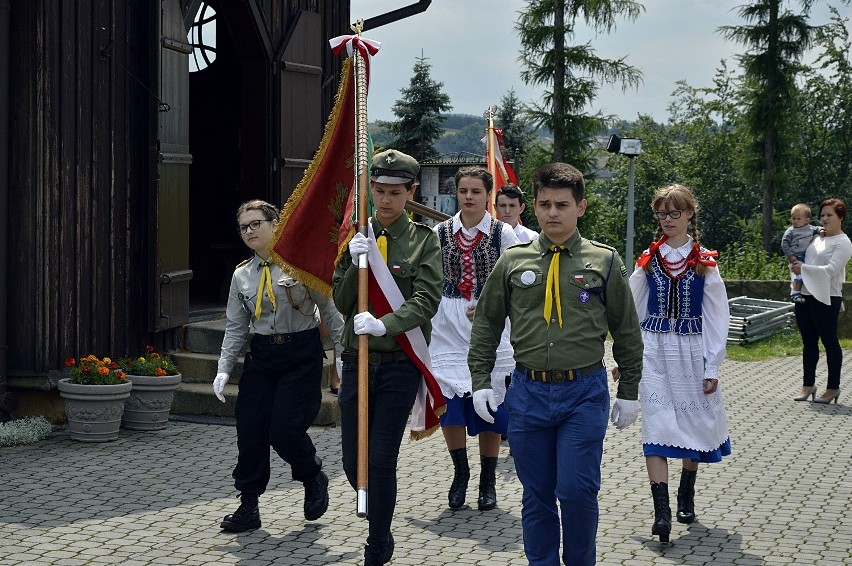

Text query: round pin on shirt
(520, 270), (536, 286)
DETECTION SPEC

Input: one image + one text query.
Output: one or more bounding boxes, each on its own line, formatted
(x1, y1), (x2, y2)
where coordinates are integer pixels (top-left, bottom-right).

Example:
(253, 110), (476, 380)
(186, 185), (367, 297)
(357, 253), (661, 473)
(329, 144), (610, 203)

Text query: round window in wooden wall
(188, 3), (217, 73)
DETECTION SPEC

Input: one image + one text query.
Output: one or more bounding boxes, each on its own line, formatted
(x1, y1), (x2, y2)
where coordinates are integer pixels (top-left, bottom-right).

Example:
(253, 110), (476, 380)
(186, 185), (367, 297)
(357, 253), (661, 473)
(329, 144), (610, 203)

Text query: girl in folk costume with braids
(430, 166), (519, 511)
(625, 184), (731, 543)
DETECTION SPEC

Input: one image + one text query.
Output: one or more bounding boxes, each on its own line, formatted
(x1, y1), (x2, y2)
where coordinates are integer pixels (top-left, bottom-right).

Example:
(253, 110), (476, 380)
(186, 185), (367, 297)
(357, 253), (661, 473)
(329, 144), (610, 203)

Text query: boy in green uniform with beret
(468, 162), (643, 565)
(333, 149), (443, 566)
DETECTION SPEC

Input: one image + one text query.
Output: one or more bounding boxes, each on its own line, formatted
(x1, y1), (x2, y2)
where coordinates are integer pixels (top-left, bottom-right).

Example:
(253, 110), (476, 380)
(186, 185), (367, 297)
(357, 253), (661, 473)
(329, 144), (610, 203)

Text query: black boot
(448, 448), (470, 509)
(477, 456), (498, 511)
(363, 533), (394, 565)
(676, 468), (697, 524)
(650, 482), (671, 542)
(304, 470), (329, 521)
(220, 493), (261, 532)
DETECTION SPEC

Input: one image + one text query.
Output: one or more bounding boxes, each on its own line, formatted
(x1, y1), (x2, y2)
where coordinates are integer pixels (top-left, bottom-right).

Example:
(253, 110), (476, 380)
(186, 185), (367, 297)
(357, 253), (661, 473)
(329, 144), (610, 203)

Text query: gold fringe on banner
(270, 57), (354, 296)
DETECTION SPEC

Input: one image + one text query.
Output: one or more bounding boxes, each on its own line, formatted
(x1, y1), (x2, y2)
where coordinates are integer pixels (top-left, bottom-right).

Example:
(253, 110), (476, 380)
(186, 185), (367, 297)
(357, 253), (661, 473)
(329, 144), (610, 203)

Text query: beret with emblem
(371, 149), (420, 184)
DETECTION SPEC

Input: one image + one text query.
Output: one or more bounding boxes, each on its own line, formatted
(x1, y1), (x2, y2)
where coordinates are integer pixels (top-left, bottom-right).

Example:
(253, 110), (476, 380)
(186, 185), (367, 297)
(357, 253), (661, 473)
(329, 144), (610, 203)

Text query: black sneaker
(304, 471), (329, 521)
(220, 495), (261, 532)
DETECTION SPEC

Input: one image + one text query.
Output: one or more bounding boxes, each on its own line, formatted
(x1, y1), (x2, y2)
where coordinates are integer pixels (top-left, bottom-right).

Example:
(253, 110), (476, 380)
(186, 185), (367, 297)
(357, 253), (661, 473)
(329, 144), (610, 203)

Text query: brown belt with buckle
(341, 350), (410, 365)
(252, 328), (319, 345)
(516, 361), (604, 383)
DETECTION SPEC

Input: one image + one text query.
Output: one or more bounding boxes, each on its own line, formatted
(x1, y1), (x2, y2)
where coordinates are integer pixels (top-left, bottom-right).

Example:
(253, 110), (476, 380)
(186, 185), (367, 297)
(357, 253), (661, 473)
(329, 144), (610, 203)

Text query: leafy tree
(589, 64), (757, 260)
(719, 0), (823, 253)
(377, 55), (452, 161)
(788, 7), (852, 206)
(516, 0), (643, 170)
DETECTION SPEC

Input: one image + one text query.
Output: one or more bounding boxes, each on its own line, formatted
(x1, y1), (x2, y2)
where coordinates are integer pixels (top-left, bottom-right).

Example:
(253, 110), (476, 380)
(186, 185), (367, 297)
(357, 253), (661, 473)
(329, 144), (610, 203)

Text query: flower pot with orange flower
(59, 356), (132, 442)
(118, 346), (182, 431)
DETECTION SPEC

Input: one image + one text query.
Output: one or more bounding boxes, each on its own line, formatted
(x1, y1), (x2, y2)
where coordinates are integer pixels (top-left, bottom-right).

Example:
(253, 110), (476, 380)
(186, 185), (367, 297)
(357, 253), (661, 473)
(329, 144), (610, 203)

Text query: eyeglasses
(238, 219), (272, 234)
(654, 210), (683, 220)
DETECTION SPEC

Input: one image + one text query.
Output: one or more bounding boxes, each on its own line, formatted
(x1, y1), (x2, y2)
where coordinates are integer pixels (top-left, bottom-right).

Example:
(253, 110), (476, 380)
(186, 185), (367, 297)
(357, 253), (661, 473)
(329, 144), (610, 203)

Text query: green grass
(726, 329), (852, 362)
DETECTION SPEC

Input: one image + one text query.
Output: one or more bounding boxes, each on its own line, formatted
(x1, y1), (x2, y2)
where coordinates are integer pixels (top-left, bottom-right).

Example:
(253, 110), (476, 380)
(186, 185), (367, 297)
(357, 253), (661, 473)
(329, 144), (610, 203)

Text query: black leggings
(795, 296), (843, 389)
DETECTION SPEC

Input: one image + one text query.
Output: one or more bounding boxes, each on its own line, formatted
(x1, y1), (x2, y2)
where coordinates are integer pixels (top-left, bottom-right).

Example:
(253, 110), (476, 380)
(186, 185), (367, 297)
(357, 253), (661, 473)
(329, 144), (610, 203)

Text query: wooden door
(151, 0), (193, 331)
(277, 10), (323, 202)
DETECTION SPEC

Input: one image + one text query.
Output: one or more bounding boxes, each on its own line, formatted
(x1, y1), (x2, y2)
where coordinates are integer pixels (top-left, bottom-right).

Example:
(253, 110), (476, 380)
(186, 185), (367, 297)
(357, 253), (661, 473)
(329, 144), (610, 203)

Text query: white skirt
(430, 296), (514, 404)
(639, 329), (730, 452)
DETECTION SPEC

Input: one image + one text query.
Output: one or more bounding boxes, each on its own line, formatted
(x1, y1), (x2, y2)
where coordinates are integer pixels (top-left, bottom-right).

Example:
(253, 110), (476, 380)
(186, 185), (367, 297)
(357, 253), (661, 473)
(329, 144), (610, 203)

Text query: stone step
(181, 317), (336, 355)
(171, 350), (336, 386)
(171, 382), (340, 426)
(172, 318), (340, 426)
(182, 319), (235, 355)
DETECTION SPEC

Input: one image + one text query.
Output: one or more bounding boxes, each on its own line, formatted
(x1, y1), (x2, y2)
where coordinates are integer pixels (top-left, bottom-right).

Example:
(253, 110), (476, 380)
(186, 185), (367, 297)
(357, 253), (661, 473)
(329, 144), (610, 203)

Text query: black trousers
(233, 328), (323, 495)
(339, 356), (421, 550)
(795, 295), (843, 390)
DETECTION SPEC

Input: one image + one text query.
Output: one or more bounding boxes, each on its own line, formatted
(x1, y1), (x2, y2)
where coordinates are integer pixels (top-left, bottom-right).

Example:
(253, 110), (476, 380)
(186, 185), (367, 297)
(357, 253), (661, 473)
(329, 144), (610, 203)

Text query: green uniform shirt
(468, 230), (643, 400)
(333, 214), (442, 352)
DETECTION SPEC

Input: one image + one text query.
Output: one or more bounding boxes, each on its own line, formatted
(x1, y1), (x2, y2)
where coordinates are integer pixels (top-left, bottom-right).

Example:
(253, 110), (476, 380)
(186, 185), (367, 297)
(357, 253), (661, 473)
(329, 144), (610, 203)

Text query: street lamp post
(605, 134), (642, 265)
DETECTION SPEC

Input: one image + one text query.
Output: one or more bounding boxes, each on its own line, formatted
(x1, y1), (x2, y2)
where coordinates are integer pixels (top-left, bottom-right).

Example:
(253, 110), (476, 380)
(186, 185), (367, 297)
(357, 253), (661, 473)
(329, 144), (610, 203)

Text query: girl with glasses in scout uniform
(212, 199), (343, 534)
(625, 184), (731, 543)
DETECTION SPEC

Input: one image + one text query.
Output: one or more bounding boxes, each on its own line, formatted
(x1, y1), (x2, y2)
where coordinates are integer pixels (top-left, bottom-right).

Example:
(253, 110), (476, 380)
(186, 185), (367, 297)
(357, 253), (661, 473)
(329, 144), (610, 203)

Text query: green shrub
(717, 241), (790, 280)
(0, 416), (53, 447)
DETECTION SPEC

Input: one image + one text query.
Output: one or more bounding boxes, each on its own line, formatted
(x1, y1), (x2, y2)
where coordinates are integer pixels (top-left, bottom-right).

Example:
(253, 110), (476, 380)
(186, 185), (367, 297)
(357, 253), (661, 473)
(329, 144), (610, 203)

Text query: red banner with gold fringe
(270, 57), (356, 296)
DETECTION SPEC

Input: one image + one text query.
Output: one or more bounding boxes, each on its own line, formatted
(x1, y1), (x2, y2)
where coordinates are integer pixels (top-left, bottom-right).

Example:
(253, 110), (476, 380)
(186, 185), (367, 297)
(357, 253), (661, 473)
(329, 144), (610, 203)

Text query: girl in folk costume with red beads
(430, 166), (519, 512)
(624, 183), (731, 543)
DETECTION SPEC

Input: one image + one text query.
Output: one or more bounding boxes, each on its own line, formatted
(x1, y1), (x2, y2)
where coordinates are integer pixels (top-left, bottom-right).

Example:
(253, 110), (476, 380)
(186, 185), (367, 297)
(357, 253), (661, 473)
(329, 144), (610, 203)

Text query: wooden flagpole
(483, 105), (498, 216)
(352, 31), (371, 519)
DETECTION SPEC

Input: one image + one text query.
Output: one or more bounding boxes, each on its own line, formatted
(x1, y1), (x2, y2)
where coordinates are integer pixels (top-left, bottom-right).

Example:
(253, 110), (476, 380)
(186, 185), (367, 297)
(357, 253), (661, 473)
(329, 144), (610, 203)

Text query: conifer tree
(496, 88), (536, 171)
(719, 0), (825, 253)
(377, 54), (452, 161)
(517, 0), (643, 169)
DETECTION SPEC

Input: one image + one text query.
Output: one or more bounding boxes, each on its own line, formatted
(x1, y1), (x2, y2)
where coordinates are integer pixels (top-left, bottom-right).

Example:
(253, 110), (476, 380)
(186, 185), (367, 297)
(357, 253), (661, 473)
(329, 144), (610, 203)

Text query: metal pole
(626, 156), (636, 266)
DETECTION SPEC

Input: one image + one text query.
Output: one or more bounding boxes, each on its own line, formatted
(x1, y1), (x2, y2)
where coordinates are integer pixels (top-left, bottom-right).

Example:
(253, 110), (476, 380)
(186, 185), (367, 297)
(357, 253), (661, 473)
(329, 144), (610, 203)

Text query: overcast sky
(349, 0), (851, 123)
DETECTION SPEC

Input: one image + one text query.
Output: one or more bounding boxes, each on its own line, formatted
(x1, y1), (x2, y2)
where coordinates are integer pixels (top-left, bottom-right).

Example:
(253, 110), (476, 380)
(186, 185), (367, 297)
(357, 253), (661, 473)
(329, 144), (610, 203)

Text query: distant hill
(368, 113), (552, 157)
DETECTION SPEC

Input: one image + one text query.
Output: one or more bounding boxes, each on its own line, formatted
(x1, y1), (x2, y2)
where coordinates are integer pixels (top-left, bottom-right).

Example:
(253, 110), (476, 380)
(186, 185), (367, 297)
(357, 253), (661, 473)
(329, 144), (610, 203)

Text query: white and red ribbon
(329, 35), (381, 58)
(365, 224), (445, 439)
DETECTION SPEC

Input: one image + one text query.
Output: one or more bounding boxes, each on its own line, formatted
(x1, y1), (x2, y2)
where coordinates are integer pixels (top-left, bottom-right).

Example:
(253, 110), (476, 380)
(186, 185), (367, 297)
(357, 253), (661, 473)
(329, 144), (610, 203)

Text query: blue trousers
(339, 357), (421, 551)
(505, 367), (609, 566)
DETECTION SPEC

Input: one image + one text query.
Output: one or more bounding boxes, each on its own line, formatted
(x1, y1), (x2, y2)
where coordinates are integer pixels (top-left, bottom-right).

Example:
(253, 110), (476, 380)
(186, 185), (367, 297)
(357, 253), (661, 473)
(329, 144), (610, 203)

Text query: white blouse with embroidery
(429, 212), (519, 402)
(628, 238), (730, 452)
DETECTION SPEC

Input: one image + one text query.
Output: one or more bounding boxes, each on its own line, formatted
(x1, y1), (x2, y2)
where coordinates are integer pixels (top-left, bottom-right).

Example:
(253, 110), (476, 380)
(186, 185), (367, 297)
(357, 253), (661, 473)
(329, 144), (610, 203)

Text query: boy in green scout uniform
(333, 149), (442, 566)
(468, 162), (643, 566)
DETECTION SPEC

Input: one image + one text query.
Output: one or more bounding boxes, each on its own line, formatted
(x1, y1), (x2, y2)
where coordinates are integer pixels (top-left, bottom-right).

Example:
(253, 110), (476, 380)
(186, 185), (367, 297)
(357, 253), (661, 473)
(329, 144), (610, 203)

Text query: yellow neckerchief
(376, 229), (389, 263)
(544, 245), (566, 327)
(254, 260), (277, 319)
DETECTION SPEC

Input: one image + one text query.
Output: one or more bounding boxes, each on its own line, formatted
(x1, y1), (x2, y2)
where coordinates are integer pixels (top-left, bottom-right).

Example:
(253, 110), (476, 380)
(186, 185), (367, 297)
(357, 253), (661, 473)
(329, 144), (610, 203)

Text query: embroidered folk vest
(641, 254), (705, 335)
(437, 218), (503, 300)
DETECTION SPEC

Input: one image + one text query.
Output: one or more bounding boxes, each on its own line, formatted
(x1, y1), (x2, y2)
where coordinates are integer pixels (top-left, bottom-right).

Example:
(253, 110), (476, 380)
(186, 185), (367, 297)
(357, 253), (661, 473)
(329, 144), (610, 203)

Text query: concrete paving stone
(40, 550), (80, 560)
(1, 553), (43, 563)
(2, 351), (851, 565)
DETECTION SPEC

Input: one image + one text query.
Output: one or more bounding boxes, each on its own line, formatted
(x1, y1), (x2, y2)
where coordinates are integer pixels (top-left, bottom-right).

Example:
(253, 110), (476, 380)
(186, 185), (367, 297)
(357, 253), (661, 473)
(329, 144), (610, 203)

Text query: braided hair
(646, 184), (711, 277)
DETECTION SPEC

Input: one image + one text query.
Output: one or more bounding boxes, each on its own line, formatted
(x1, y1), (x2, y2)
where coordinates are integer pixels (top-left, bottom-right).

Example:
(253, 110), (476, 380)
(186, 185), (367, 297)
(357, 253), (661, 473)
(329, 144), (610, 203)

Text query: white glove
(213, 372), (229, 403)
(353, 312), (386, 336)
(472, 389), (498, 424)
(610, 399), (639, 430)
(348, 232), (370, 261)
